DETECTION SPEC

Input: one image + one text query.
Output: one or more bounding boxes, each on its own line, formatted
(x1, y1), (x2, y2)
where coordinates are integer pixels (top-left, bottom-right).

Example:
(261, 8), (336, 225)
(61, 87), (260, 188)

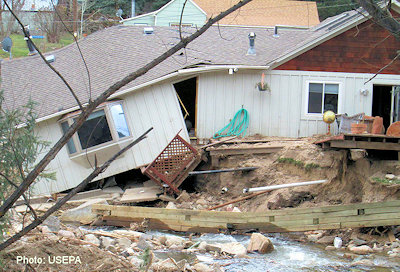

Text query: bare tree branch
(357, 0), (400, 40)
(2, 0), (84, 111)
(0, 0), (256, 218)
(364, 50), (400, 84)
(0, 127), (153, 251)
(0, 172), (37, 219)
(179, 0), (188, 41)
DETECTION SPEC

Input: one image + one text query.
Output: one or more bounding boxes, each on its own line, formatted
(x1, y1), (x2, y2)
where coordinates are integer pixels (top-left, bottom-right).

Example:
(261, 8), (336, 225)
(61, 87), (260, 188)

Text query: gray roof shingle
(1, 10), (362, 119)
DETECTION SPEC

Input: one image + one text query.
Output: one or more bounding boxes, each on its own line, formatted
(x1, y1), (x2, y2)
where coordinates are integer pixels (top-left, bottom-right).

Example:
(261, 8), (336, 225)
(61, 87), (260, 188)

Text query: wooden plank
(344, 133), (400, 139)
(330, 140), (400, 151)
(208, 146), (284, 156)
(118, 186), (162, 204)
(93, 200), (400, 219)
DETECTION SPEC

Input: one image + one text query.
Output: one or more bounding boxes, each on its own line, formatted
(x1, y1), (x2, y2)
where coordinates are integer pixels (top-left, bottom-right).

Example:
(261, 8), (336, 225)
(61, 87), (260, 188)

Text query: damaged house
(1, 6), (400, 196)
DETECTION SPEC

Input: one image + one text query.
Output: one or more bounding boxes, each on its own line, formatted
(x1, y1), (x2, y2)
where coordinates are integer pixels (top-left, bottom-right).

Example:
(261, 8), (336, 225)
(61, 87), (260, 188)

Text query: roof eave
(268, 12), (371, 69)
(35, 65), (269, 124)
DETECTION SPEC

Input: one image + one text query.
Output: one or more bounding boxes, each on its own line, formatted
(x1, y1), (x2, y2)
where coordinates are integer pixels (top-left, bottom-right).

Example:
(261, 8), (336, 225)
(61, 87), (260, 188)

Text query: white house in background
(122, 0), (320, 27)
(1, 5), (399, 196)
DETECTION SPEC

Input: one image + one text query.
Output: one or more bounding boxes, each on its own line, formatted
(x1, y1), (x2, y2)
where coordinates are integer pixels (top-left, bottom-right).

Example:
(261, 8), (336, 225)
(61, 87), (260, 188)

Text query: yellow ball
(323, 111), (336, 124)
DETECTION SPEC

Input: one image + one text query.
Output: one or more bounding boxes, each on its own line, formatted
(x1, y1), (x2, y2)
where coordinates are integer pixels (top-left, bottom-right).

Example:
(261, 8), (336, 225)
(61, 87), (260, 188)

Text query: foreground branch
(0, 127), (153, 251)
(0, 0), (255, 218)
(357, 0), (400, 40)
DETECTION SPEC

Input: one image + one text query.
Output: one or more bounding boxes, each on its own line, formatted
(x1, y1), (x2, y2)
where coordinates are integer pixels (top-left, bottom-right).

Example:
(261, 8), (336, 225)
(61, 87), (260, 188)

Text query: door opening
(174, 77), (197, 138)
(372, 85), (392, 130)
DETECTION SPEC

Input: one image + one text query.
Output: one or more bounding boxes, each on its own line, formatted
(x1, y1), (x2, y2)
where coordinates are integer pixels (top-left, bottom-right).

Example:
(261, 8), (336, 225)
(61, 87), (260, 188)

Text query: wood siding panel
(276, 19), (400, 74)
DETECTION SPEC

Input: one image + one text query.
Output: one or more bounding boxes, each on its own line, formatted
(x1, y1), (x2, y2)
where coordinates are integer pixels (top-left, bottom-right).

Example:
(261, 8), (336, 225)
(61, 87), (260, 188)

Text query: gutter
(35, 65), (269, 124)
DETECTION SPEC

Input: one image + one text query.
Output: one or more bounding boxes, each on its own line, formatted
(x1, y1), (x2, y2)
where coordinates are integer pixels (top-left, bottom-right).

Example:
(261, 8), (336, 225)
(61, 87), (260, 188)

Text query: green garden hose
(213, 108), (249, 139)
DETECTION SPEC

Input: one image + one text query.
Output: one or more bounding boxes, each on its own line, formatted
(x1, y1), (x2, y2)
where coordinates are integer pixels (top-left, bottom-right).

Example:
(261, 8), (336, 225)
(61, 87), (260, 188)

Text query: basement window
(307, 82), (339, 114)
(59, 101), (131, 155)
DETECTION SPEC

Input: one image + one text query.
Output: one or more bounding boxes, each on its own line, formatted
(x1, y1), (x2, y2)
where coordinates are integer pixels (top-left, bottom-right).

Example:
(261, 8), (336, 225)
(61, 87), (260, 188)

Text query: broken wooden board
(207, 146), (283, 167)
(118, 186), (162, 204)
(93, 200), (400, 233)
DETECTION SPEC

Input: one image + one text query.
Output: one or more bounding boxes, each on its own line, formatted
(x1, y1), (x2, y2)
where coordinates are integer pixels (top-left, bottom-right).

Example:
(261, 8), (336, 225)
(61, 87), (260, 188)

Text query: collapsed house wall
(32, 81), (188, 196)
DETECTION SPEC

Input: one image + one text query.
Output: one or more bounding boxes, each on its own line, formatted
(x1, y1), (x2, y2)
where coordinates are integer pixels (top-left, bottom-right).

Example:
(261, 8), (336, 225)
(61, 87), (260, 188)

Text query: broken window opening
(59, 101), (131, 155)
(174, 77), (197, 137)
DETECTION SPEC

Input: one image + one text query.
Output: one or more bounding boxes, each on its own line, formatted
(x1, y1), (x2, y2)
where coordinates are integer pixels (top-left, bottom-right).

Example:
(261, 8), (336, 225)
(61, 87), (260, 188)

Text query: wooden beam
(330, 140), (400, 151)
(208, 146), (284, 156)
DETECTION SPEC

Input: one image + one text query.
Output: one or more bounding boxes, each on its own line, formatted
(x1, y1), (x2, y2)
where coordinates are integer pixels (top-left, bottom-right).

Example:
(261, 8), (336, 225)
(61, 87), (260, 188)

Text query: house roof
(193, 0), (320, 27)
(0, 6), (388, 121)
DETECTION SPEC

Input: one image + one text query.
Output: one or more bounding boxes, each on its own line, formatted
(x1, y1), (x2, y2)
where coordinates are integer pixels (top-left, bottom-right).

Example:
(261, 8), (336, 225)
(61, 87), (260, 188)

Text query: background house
(1, 0), (57, 33)
(122, 0), (320, 27)
(1, 5), (399, 196)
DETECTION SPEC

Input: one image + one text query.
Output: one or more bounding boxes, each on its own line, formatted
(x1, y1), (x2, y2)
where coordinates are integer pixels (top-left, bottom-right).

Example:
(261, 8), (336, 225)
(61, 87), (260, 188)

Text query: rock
(84, 234), (100, 246)
(165, 235), (185, 247)
(198, 241), (207, 251)
(116, 237), (132, 249)
(60, 199), (108, 224)
(57, 230), (75, 239)
(372, 243), (383, 252)
(385, 174), (396, 180)
(350, 149), (366, 161)
(316, 236), (335, 245)
(391, 241), (400, 248)
(352, 238), (367, 246)
(152, 258), (186, 272)
(129, 256), (144, 268)
(349, 245), (373, 255)
(343, 253), (359, 260)
(176, 190), (191, 203)
(392, 247), (400, 253)
(205, 244), (222, 253)
(166, 202), (177, 209)
(137, 239), (153, 250)
(43, 216), (60, 232)
(351, 259), (374, 266)
(232, 207), (241, 212)
(325, 246), (336, 251)
(112, 230), (144, 239)
(193, 263), (214, 272)
(40, 225), (52, 234)
(220, 242), (247, 256)
(158, 236), (167, 245)
(334, 237), (342, 248)
(100, 236), (114, 249)
(247, 233), (274, 254)
(307, 234), (322, 243)
(196, 197), (208, 206)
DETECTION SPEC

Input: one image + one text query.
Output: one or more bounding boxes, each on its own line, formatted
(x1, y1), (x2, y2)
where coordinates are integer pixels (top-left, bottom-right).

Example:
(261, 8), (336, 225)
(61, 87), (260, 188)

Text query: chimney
(247, 32), (256, 55)
(273, 26), (279, 37)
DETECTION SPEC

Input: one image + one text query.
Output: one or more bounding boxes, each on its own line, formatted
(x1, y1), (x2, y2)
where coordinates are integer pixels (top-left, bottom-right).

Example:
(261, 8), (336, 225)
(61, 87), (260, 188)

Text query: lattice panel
(144, 133), (197, 192)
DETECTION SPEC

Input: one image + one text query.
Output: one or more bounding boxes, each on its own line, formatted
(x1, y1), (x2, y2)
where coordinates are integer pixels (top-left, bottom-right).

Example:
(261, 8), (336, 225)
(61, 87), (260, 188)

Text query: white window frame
(303, 79), (343, 119)
(59, 101), (132, 156)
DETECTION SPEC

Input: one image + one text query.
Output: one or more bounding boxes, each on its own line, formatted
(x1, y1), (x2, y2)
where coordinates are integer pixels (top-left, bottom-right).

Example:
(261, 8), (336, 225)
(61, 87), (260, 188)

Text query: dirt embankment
(190, 138), (400, 212)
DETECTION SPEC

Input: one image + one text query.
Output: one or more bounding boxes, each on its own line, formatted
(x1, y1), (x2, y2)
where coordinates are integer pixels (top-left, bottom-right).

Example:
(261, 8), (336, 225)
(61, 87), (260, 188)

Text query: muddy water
(151, 232), (400, 272)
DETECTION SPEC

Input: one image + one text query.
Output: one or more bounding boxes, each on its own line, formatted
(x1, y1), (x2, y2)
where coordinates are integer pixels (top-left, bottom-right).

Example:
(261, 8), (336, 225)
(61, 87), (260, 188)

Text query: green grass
(0, 34), (74, 59)
(277, 157), (320, 172)
(372, 177), (400, 185)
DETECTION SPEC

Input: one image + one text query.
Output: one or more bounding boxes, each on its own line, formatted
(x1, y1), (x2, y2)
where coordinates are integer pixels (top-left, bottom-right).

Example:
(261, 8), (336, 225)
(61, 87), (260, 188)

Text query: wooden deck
(93, 200), (400, 233)
(316, 134), (400, 154)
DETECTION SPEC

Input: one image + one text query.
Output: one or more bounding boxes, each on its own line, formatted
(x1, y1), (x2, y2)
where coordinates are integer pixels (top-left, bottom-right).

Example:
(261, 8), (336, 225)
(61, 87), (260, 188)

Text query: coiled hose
(213, 108), (249, 139)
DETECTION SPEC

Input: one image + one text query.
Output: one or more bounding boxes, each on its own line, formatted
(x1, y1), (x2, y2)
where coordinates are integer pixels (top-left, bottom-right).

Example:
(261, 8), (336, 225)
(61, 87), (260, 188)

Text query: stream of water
(151, 231), (400, 272)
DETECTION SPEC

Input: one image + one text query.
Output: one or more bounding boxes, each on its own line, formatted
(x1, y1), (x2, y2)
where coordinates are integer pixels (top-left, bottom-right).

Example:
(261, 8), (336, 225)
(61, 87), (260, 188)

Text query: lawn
(0, 34), (74, 59)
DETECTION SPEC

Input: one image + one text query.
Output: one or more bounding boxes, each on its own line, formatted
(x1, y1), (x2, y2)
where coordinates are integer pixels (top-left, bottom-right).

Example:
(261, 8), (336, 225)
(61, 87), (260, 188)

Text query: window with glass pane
(308, 83), (339, 114)
(308, 83), (323, 113)
(76, 110), (113, 149)
(110, 104), (130, 138)
(324, 84), (339, 113)
(61, 121), (77, 154)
